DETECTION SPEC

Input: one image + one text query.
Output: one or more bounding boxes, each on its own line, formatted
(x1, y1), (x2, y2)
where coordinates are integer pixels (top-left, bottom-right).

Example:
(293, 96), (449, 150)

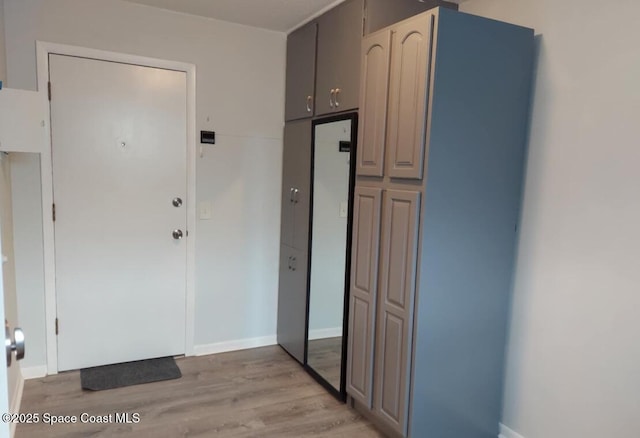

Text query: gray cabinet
(280, 120), (312, 250)
(357, 15), (433, 180)
(315, 0), (363, 115)
(277, 244), (308, 363)
(278, 120), (312, 363)
(357, 30), (391, 177)
(385, 16), (432, 179)
(348, 8), (535, 437)
(347, 186), (383, 408)
(285, 22), (317, 121)
(374, 189), (420, 435)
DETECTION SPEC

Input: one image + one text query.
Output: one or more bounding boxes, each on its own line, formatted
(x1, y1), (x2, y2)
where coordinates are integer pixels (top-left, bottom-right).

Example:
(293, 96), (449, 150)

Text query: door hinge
(55, 318), (59, 335)
(48, 81), (52, 101)
(52, 203), (56, 222)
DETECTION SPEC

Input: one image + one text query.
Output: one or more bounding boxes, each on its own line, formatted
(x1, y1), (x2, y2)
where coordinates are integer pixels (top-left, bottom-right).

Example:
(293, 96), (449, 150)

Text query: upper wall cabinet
(315, 0), (364, 116)
(357, 30), (391, 177)
(285, 22), (318, 121)
(385, 16), (433, 179)
(356, 14), (433, 180)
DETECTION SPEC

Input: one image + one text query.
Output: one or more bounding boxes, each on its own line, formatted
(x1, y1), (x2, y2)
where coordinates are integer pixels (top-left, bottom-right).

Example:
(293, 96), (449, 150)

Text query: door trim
(36, 41), (197, 374)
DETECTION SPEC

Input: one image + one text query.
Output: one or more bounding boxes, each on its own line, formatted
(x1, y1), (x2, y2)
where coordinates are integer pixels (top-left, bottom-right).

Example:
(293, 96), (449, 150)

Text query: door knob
(5, 325), (25, 367)
(172, 197), (183, 207)
(172, 229), (184, 240)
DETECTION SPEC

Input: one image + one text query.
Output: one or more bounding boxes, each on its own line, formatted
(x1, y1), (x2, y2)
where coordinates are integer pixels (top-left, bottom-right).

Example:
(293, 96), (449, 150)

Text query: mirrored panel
(306, 113), (357, 397)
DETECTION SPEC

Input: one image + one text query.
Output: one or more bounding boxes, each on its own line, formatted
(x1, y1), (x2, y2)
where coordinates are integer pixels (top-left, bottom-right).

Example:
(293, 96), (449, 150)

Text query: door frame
(36, 42), (197, 374)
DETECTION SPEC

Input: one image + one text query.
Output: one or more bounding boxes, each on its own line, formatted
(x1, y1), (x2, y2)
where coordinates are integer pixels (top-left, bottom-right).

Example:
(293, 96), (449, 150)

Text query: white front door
(49, 54), (188, 371)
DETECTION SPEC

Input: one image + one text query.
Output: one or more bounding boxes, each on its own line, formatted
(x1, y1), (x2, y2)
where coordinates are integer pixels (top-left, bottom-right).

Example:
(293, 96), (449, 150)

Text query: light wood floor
(17, 346), (383, 438)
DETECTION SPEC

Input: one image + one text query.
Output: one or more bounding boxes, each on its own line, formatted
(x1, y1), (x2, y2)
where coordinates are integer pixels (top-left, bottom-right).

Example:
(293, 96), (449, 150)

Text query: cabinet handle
(334, 88), (341, 108)
(329, 89), (335, 109)
(293, 188), (300, 204)
(288, 256), (292, 270)
(290, 187), (295, 203)
(306, 95), (313, 113)
(291, 256), (297, 271)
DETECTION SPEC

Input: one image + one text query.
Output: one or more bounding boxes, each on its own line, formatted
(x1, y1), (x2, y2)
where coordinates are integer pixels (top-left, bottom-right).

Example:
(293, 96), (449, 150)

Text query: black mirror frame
(303, 111), (358, 402)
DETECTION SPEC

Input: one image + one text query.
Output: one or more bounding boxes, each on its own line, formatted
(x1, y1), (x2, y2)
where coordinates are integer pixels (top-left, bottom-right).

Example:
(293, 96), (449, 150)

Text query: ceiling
(122, 0), (343, 32)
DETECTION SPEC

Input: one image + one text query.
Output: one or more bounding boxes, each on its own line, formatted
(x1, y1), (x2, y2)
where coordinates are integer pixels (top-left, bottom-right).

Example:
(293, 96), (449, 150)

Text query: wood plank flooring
(17, 346), (384, 438)
(307, 337), (343, 390)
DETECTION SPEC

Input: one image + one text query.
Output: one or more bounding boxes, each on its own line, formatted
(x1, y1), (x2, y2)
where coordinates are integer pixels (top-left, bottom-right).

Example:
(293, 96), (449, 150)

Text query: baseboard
(20, 365), (48, 380)
(10, 369), (24, 437)
(193, 335), (277, 356)
(308, 327), (342, 340)
(499, 423), (526, 438)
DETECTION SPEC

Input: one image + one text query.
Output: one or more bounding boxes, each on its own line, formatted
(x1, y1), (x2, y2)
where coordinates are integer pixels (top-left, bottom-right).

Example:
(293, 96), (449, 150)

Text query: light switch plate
(339, 201), (348, 218)
(199, 201), (212, 220)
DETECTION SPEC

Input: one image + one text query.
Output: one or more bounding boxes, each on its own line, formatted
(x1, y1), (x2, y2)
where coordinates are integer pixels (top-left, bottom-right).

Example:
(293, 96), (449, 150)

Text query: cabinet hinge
(48, 81), (52, 101)
(52, 203), (56, 222)
(55, 318), (59, 335)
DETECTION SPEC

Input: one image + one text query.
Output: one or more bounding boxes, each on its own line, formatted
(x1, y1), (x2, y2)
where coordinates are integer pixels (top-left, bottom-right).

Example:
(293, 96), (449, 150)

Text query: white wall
(3, 0), (286, 365)
(458, 1), (640, 437)
(308, 120), (351, 334)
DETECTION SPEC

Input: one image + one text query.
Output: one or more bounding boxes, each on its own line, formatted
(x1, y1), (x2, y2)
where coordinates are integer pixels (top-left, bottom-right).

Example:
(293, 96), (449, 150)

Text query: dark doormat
(80, 357), (182, 391)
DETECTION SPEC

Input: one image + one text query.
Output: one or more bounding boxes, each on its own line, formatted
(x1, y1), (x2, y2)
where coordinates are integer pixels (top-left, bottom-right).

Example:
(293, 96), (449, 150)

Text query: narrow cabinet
(315, 0), (363, 115)
(280, 120), (312, 250)
(347, 186), (383, 408)
(278, 120), (311, 363)
(285, 22), (317, 121)
(385, 15), (433, 179)
(277, 245), (308, 363)
(374, 189), (420, 435)
(357, 30), (391, 177)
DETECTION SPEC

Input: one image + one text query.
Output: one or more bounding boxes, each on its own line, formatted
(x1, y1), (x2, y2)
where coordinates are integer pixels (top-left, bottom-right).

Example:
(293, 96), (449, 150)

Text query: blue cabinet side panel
(410, 9), (534, 438)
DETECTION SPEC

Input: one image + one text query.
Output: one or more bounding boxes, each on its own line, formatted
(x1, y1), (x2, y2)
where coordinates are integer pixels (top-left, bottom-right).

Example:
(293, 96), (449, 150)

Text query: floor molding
(21, 365), (48, 380)
(499, 423), (526, 438)
(193, 335), (277, 356)
(308, 327), (342, 340)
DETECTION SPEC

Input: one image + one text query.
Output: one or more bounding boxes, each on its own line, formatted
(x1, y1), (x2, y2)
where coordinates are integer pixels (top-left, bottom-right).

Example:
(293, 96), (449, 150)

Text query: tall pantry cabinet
(347, 8), (534, 438)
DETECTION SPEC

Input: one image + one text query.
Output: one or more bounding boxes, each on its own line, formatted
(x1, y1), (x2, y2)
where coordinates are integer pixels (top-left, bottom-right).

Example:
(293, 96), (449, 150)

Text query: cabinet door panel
(281, 125), (296, 247)
(316, 0), (364, 115)
(283, 120), (312, 251)
(357, 30), (391, 177)
(285, 22), (317, 121)
(386, 15), (433, 179)
(292, 122), (312, 252)
(374, 189), (420, 435)
(277, 245), (308, 363)
(347, 186), (382, 407)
